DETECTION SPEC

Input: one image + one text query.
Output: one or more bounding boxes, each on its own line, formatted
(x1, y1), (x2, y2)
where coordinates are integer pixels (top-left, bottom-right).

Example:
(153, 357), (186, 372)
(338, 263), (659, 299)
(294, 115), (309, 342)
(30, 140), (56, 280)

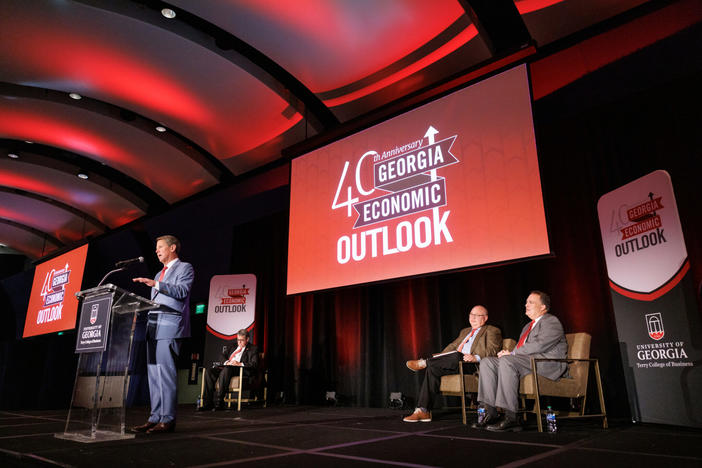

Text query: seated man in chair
(200, 329), (258, 410)
(403, 305), (502, 422)
(473, 290), (567, 432)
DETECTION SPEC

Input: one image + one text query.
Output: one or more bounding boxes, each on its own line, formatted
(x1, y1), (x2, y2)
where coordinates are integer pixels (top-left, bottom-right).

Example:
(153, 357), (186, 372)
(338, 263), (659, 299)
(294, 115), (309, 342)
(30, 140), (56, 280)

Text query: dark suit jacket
(149, 258), (194, 340)
(513, 313), (568, 379)
(221, 343), (259, 370)
(442, 324), (502, 359)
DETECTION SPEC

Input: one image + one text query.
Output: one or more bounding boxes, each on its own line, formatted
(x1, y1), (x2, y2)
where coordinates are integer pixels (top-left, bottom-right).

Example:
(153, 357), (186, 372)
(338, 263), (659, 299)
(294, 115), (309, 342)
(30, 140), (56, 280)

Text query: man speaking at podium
(130, 235), (194, 434)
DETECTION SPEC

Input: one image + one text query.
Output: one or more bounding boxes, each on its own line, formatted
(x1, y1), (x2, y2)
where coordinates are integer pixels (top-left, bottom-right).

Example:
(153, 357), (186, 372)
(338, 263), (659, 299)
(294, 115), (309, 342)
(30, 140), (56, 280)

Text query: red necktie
(516, 321), (534, 349)
(458, 328), (478, 352)
(158, 266), (168, 281)
(228, 346), (243, 362)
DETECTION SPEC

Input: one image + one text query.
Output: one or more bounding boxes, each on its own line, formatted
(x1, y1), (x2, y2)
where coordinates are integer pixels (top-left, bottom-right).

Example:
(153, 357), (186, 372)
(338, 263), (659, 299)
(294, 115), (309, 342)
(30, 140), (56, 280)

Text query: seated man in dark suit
(200, 329), (259, 410)
(403, 305), (502, 422)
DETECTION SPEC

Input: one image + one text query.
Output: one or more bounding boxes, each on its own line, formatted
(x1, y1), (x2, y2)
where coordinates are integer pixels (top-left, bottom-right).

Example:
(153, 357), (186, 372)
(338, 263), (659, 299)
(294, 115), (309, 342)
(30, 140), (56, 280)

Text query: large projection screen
(288, 64), (549, 294)
(23, 244), (89, 338)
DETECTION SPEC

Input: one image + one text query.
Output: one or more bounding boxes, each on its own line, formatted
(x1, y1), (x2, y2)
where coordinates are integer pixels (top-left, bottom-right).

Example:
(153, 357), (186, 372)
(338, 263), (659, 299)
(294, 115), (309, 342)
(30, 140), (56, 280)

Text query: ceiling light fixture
(155, 125), (167, 133)
(8, 153), (19, 159)
(69, 92), (82, 100)
(161, 8), (176, 19)
(77, 173), (89, 180)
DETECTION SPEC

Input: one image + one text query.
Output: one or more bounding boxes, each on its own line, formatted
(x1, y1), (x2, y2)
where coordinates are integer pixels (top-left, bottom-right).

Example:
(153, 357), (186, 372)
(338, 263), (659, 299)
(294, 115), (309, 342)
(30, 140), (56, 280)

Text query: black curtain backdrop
(1, 22), (700, 418)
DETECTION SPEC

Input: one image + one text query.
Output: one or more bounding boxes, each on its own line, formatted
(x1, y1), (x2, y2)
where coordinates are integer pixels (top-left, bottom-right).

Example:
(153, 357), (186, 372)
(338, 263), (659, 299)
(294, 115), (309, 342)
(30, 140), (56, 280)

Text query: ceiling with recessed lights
(0, 0), (656, 260)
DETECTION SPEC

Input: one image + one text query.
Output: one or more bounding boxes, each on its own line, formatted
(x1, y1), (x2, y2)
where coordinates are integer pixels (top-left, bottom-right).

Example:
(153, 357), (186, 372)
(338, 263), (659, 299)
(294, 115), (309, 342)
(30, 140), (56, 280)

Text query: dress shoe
(146, 421), (176, 434)
(470, 413), (498, 429)
(402, 409), (432, 422)
(406, 359), (426, 372)
(129, 421), (157, 433)
(486, 417), (522, 432)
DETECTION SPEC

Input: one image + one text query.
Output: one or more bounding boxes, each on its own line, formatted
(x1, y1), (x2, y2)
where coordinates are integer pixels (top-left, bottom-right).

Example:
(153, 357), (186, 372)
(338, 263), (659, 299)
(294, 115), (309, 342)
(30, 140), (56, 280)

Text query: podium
(55, 284), (159, 443)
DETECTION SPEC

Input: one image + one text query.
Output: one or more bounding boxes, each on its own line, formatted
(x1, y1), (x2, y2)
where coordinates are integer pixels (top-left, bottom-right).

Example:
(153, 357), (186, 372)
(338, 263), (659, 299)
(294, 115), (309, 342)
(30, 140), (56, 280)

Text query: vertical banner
(597, 170), (702, 427)
(203, 274), (256, 366)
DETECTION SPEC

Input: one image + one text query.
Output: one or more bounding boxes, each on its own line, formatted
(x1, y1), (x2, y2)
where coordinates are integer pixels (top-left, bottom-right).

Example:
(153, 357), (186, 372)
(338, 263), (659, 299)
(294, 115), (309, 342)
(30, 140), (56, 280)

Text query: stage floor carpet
(1, 405), (701, 467)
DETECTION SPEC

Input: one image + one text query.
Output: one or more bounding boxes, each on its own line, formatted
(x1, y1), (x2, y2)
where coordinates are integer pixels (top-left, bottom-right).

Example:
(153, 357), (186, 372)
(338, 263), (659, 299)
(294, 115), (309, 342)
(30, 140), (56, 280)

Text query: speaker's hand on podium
(133, 277), (155, 287)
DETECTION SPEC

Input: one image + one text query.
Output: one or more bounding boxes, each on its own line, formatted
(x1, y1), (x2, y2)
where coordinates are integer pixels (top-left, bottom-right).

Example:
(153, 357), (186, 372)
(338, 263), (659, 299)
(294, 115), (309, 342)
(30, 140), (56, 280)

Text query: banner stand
(598, 170), (702, 427)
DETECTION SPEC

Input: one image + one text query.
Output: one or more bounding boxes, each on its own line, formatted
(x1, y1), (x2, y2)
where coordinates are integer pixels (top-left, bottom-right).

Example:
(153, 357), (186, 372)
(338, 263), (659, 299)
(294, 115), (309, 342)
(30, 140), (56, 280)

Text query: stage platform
(1, 405), (701, 467)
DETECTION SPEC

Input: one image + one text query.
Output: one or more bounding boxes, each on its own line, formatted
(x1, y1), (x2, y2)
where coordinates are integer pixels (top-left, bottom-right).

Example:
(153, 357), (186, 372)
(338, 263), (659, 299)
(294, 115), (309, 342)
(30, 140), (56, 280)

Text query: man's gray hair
(157, 235), (181, 254)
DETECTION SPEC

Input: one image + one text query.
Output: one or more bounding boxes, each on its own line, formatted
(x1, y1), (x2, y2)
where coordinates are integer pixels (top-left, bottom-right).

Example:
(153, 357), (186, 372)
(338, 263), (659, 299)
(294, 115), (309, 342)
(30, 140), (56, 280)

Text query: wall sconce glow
(155, 126), (167, 133)
(161, 8), (176, 19)
(77, 173), (89, 180)
(8, 153), (19, 159)
(69, 93), (82, 100)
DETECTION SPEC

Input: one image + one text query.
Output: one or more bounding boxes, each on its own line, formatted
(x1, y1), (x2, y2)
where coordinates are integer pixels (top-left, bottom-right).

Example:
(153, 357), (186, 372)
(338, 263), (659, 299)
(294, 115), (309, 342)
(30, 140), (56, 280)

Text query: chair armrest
(531, 358), (598, 363)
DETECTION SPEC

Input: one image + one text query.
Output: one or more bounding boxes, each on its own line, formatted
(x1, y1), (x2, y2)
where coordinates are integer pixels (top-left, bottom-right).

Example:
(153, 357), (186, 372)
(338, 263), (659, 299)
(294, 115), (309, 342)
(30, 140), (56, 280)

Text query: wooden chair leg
(593, 359), (608, 429)
(198, 368), (205, 408)
(459, 362), (466, 425)
(531, 358), (543, 432)
(236, 367), (243, 411)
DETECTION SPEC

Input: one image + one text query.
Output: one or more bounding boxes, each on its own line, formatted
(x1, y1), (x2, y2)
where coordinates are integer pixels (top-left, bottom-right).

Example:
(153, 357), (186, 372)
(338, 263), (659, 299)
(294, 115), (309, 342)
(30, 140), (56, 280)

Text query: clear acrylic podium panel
(55, 284), (159, 443)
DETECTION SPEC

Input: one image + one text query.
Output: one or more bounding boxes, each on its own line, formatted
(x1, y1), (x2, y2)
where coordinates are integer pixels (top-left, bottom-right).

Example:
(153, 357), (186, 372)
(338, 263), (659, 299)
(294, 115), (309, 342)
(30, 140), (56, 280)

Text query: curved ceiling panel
(0, 0), (303, 164)
(173, 0), (468, 91)
(0, 97), (217, 202)
(518, 0), (650, 46)
(0, 0), (662, 264)
(0, 222), (61, 260)
(172, 0), (492, 118)
(0, 159), (144, 227)
(0, 192), (102, 244)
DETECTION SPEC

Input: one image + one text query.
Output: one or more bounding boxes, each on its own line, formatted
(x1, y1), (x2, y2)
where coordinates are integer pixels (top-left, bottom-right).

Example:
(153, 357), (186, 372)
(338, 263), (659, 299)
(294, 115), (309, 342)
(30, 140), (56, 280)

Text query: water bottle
(196, 395), (202, 410)
(546, 406), (557, 433)
(477, 406), (486, 425)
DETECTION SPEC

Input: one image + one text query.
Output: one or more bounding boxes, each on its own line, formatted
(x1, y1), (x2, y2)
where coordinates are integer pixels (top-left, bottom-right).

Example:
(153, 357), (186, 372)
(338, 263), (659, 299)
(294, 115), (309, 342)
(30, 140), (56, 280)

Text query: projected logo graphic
(288, 64), (550, 294)
(646, 313), (664, 341)
(333, 126), (458, 264)
(37, 263), (72, 324)
(23, 244), (89, 338)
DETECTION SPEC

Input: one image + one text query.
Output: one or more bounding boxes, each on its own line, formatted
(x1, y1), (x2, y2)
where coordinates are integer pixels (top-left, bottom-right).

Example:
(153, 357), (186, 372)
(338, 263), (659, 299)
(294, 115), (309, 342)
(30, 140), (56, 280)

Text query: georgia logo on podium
(89, 303), (99, 325)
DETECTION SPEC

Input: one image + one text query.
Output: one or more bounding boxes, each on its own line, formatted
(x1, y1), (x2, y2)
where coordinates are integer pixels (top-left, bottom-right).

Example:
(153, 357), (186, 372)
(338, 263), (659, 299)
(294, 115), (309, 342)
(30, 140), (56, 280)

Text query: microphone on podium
(115, 256), (145, 268)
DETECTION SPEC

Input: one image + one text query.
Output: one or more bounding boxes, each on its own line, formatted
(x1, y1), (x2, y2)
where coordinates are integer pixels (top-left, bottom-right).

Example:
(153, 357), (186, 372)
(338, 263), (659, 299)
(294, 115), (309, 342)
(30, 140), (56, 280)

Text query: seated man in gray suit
(403, 305), (502, 422)
(130, 235), (194, 434)
(473, 290), (567, 432)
